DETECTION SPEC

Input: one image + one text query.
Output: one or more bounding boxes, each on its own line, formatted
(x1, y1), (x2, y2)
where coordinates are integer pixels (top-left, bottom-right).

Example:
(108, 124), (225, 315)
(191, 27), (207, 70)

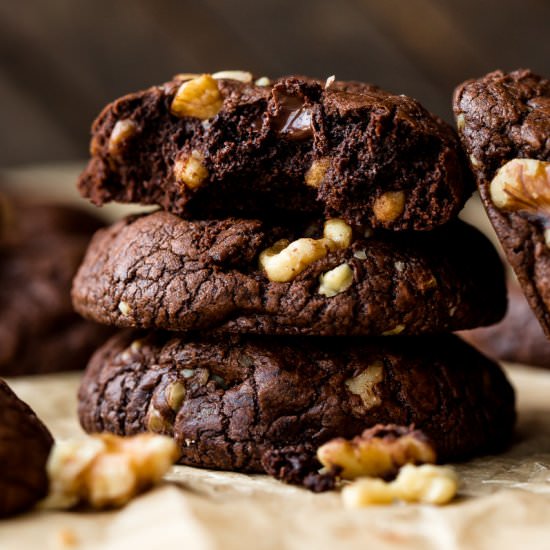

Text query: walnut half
(42, 433), (179, 509)
(171, 74), (223, 120)
(490, 158), (550, 214)
(317, 424), (436, 480)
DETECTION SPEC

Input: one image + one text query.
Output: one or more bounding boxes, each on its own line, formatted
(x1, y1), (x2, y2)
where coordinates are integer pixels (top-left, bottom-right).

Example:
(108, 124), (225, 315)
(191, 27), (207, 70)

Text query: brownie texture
(72, 212), (506, 336)
(460, 280), (550, 367)
(0, 379), (53, 517)
(78, 331), (516, 475)
(453, 69), (550, 336)
(78, 74), (472, 230)
(0, 200), (112, 375)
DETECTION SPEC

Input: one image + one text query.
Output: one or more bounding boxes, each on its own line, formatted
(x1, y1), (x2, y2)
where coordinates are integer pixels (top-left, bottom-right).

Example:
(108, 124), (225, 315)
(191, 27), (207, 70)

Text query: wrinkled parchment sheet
(0, 364), (549, 550)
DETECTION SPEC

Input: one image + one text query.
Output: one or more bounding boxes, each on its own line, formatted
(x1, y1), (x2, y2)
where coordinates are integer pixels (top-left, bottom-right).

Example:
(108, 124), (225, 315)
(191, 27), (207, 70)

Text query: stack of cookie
(72, 72), (515, 488)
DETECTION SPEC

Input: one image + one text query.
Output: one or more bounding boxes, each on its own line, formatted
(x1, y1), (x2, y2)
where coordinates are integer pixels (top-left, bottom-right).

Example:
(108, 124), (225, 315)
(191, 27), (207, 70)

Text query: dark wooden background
(0, 0), (548, 167)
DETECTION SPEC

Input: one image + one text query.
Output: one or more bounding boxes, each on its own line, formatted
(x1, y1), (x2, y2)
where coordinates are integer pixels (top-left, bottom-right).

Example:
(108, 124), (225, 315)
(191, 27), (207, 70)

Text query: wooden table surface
(0, 0), (549, 167)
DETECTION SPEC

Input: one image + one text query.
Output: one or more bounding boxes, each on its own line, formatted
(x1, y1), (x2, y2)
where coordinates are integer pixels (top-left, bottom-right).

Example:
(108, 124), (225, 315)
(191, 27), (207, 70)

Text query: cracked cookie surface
(78, 331), (516, 474)
(453, 69), (550, 336)
(72, 211), (506, 336)
(78, 75), (472, 230)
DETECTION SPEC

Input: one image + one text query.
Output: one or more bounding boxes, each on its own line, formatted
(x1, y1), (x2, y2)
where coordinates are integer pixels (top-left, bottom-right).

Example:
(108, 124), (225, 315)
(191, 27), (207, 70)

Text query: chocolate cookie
(453, 69), (550, 336)
(0, 379), (53, 517)
(78, 73), (472, 230)
(72, 211), (506, 336)
(78, 331), (516, 475)
(460, 280), (550, 367)
(0, 200), (112, 375)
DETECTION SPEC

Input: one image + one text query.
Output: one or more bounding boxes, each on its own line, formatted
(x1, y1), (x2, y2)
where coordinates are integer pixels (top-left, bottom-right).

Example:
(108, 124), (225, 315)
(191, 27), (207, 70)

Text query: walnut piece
(321, 218), (353, 248)
(212, 70), (253, 83)
(489, 159), (550, 217)
(373, 191), (406, 223)
(146, 406), (171, 433)
(456, 113), (465, 132)
(469, 154), (481, 168)
(118, 301), (132, 316)
(325, 75), (336, 89)
(43, 433), (178, 509)
(174, 150), (209, 189)
(260, 238), (327, 282)
(108, 119), (137, 156)
(318, 263), (353, 297)
(166, 381), (186, 412)
(255, 76), (271, 86)
(382, 324), (405, 336)
(344, 361), (384, 409)
(342, 464), (458, 507)
(259, 219), (352, 282)
(305, 158), (330, 188)
(171, 74), (223, 119)
(317, 424), (436, 479)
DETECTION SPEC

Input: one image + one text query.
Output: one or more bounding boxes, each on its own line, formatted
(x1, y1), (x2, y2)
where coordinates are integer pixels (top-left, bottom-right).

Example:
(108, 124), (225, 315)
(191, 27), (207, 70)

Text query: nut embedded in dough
(344, 361), (384, 409)
(373, 191), (406, 223)
(174, 150), (209, 189)
(318, 263), (354, 297)
(323, 218), (353, 249)
(108, 119), (137, 156)
(305, 158), (330, 188)
(171, 74), (223, 119)
(259, 219), (353, 283)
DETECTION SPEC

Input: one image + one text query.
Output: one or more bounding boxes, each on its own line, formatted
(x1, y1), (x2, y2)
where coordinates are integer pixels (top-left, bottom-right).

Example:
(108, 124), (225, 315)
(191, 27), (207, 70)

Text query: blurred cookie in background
(0, 379), (53, 517)
(0, 195), (112, 375)
(460, 280), (550, 368)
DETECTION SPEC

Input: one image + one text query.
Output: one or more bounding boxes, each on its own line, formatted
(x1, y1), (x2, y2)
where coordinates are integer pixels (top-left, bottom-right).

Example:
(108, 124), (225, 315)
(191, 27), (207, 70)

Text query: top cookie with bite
(79, 72), (472, 230)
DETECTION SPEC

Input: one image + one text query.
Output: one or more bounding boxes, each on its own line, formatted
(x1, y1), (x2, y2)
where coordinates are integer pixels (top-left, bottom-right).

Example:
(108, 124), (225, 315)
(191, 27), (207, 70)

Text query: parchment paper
(0, 364), (550, 550)
(2, 166), (550, 548)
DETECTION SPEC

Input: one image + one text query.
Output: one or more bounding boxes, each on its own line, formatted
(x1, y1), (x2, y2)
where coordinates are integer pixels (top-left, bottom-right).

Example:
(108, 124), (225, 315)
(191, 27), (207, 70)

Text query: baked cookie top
(454, 69), (550, 181)
(78, 331), (515, 477)
(79, 72), (472, 230)
(72, 211), (506, 336)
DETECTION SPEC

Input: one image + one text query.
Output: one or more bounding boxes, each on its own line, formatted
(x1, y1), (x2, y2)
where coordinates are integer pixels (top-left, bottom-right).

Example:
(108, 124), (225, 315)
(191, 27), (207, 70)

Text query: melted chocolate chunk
(272, 91), (313, 140)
